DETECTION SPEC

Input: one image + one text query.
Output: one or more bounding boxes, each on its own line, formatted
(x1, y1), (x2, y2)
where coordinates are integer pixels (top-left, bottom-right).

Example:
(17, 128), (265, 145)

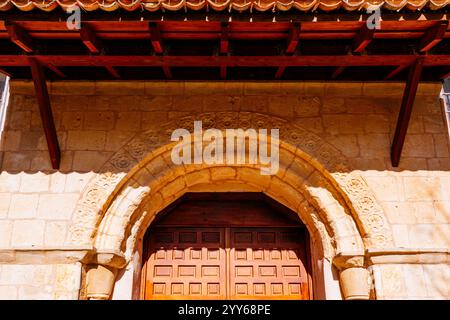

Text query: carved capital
(95, 251), (127, 269)
(338, 267), (370, 300)
(86, 264), (117, 300)
(332, 252), (365, 271)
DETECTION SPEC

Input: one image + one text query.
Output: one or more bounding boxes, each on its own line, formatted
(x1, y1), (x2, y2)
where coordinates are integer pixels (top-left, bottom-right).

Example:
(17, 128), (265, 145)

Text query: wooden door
(144, 227), (227, 300)
(229, 228), (309, 299)
(142, 193), (311, 300)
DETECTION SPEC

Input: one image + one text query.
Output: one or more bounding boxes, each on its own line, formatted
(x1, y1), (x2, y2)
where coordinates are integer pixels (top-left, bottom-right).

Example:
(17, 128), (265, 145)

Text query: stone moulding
(1, 247), (447, 267)
(0, 246), (93, 264)
(67, 112), (394, 260)
(0, 247), (127, 268)
(367, 248), (450, 265)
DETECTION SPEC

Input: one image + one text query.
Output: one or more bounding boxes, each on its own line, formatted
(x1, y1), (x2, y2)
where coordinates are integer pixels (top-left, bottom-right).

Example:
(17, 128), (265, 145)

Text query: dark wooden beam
(385, 64), (409, 80)
(353, 24), (374, 53)
(162, 63), (172, 79)
(286, 22), (300, 54)
(220, 64), (227, 79)
(220, 22), (229, 55)
(105, 65), (120, 78)
(0, 55), (421, 68)
(6, 23), (34, 53)
(419, 20), (448, 53)
(28, 57), (60, 169)
(391, 57), (424, 167)
(331, 66), (346, 79)
(440, 71), (450, 80)
(46, 63), (66, 78)
(80, 24), (103, 54)
(150, 22), (163, 54)
(0, 68), (12, 78)
(275, 66), (286, 79)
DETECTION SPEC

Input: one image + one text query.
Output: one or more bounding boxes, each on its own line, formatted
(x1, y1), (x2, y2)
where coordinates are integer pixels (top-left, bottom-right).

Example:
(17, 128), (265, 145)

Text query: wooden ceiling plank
(390, 57), (424, 167)
(286, 22), (300, 54)
(352, 24), (374, 53)
(28, 57), (61, 169)
(80, 24), (103, 54)
(419, 20), (449, 53)
(150, 22), (163, 54)
(6, 23), (34, 53)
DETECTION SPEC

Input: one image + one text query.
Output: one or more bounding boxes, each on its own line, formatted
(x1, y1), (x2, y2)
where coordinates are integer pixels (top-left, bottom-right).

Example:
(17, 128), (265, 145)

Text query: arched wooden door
(141, 193), (312, 300)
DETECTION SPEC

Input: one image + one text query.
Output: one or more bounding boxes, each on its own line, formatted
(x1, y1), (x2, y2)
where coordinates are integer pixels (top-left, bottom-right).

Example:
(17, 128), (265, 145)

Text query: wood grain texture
(142, 194), (310, 300)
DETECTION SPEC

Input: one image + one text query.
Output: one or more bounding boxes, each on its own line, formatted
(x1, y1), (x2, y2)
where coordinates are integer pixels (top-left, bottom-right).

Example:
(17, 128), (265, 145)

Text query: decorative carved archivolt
(68, 112), (394, 259)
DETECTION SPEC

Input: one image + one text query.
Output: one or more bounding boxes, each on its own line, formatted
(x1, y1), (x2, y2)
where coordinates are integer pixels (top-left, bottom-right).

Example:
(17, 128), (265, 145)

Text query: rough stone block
(66, 131), (106, 150)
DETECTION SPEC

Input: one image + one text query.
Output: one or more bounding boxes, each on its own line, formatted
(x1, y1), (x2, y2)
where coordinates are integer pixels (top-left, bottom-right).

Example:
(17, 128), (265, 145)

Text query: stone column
(85, 251), (126, 300)
(333, 253), (370, 300)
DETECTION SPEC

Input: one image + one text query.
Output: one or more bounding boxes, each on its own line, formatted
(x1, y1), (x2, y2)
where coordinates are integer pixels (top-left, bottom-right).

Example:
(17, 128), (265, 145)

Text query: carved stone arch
(94, 145), (363, 260)
(70, 112), (394, 300)
(68, 112), (393, 251)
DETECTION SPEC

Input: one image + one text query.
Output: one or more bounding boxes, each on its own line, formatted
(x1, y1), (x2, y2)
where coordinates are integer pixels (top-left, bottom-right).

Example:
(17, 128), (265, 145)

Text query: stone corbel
(333, 252), (370, 300)
(85, 250), (127, 300)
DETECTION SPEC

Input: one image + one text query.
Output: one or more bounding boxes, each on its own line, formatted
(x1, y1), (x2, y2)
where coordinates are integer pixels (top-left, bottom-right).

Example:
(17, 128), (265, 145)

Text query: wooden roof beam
(391, 57), (424, 167)
(150, 22), (163, 54)
(275, 66), (286, 79)
(220, 64), (227, 79)
(440, 70), (450, 80)
(80, 24), (103, 54)
(46, 63), (66, 78)
(331, 66), (346, 79)
(0, 54), (439, 68)
(28, 57), (60, 169)
(286, 22), (300, 54)
(105, 65), (120, 79)
(419, 20), (448, 53)
(353, 24), (374, 53)
(162, 63), (172, 79)
(7, 23), (34, 53)
(385, 64), (409, 80)
(220, 22), (229, 55)
(0, 68), (12, 78)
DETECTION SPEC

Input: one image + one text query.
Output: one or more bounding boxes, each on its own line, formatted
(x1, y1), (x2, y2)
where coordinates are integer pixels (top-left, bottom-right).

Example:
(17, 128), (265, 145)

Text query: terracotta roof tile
(0, 0), (448, 12)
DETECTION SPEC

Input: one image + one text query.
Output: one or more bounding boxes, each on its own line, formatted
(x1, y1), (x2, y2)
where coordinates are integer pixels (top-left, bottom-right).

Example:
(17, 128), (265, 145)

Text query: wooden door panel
(229, 228), (309, 300)
(142, 194), (311, 300)
(145, 227), (227, 300)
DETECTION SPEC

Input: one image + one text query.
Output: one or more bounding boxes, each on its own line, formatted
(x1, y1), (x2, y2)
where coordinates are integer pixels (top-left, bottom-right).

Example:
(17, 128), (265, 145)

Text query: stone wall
(0, 263), (81, 300)
(0, 81), (448, 299)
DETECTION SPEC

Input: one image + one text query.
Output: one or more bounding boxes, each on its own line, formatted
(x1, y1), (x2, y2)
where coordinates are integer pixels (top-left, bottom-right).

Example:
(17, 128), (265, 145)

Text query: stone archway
(67, 112), (394, 300)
